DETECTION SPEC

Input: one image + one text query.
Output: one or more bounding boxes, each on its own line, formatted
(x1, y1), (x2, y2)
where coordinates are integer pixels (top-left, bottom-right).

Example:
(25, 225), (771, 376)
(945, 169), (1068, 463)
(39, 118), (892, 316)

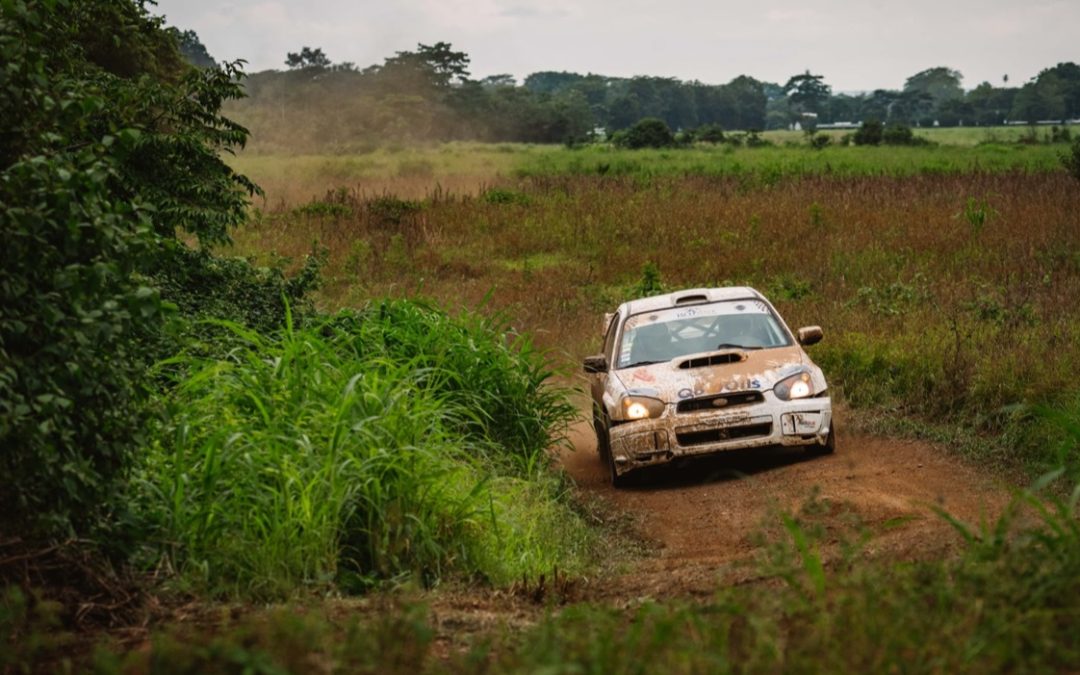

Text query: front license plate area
(782, 412), (821, 435)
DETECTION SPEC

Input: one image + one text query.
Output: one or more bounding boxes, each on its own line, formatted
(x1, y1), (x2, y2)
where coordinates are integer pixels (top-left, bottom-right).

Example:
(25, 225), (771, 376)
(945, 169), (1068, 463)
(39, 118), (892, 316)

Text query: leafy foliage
(0, 0), (257, 537)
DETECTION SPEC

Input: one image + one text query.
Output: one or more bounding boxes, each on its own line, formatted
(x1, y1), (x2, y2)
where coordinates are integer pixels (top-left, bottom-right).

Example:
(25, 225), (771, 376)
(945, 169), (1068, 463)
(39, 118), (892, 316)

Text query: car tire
(806, 425), (836, 457)
(593, 404), (611, 459)
(608, 449), (631, 488)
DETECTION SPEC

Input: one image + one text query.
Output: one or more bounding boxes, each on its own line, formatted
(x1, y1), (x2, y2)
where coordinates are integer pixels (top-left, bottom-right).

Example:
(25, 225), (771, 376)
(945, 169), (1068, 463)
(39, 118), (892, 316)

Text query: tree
(860, 89), (900, 123)
(285, 46), (330, 70)
(904, 67), (963, 106)
(891, 90), (935, 126)
(1011, 74), (1066, 122)
(168, 27), (215, 68)
(480, 74), (516, 89)
(523, 71), (584, 94)
(724, 75), (767, 130)
(1033, 62), (1080, 119)
(1, 0), (257, 538)
(966, 82), (1014, 126)
(784, 71), (831, 115)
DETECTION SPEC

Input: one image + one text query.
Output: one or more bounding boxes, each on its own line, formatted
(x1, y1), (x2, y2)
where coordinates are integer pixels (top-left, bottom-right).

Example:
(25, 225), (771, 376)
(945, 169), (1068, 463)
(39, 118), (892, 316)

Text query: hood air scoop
(678, 352), (746, 369)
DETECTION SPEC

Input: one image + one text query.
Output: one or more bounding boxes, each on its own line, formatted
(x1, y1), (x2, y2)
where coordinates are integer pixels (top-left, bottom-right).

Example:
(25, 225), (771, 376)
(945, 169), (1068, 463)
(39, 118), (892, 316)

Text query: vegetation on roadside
(0, 0), (588, 606)
(13, 462), (1080, 673)
(135, 302), (583, 598)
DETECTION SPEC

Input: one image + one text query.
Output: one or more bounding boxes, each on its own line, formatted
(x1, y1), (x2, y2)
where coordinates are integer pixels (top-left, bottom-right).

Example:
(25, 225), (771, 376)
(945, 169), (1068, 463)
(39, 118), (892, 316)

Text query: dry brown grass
(225, 168), (1080, 469)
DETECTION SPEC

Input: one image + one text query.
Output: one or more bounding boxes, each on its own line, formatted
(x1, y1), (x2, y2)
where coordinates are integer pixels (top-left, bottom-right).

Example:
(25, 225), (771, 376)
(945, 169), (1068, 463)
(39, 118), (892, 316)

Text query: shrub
(883, 123), (917, 146)
(618, 118), (675, 149)
(853, 119), (883, 146)
(695, 124), (726, 144)
(1062, 137), (1080, 181)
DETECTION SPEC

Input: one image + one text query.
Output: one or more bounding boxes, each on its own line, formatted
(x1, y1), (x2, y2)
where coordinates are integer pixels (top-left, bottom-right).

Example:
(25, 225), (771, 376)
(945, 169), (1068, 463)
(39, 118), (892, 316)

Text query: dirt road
(561, 417), (1013, 599)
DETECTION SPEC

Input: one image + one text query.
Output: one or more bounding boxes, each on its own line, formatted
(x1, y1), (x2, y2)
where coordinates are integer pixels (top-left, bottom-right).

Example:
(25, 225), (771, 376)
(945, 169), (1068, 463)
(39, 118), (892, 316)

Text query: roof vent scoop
(674, 294), (709, 306)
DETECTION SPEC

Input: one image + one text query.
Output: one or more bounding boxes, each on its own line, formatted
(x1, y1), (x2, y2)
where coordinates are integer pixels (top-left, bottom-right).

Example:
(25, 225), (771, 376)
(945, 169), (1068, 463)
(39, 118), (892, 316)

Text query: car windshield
(617, 299), (792, 369)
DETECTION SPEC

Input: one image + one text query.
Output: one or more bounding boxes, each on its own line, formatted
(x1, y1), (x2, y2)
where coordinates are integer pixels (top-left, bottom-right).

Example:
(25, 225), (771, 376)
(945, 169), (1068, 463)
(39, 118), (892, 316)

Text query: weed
(957, 196), (998, 233)
(628, 261), (666, 298)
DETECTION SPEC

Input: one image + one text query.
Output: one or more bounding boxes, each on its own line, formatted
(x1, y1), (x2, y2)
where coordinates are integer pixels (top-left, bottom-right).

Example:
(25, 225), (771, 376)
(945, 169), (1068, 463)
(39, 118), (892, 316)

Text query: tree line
(194, 34), (1080, 150)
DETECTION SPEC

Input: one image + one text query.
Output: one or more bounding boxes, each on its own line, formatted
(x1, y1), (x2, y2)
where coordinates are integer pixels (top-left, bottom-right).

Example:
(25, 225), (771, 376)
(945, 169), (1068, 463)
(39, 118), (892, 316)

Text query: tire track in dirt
(560, 415), (1013, 599)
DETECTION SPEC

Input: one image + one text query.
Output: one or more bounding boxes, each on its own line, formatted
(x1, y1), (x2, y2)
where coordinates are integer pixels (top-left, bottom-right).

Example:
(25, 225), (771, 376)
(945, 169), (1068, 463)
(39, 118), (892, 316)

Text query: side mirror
(583, 354), (608, 374)
(797, 326), (823, 346)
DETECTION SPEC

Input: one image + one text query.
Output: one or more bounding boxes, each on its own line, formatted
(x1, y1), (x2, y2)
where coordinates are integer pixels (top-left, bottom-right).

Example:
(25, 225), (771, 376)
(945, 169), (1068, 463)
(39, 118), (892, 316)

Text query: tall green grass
(135, 300), (585, 597)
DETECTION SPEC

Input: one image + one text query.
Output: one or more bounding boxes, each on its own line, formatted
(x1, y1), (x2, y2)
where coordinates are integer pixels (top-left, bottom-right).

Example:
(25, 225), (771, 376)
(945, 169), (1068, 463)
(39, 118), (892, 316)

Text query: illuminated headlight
(621, 395), (665, 420)
(774, 371), (815, 401)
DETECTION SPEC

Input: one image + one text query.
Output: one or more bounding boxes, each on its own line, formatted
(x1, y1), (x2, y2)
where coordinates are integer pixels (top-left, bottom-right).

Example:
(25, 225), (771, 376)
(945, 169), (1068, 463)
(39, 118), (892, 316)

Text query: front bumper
(608, 394), (832, 476)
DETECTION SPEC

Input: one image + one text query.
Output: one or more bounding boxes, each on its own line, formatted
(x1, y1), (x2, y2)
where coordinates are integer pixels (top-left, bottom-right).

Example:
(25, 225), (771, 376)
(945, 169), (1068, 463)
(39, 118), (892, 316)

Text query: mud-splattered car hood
(613, 345), (812, 403)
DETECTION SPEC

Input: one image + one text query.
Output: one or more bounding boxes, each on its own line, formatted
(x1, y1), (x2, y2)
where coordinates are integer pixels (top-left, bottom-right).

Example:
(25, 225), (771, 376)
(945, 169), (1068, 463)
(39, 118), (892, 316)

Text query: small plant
(368, 195), (423, 225)
(957, 196), (998, 234)
(629, 261), (666, 297)
(768, 274), (814, 301)
(481, 187), (530, 205)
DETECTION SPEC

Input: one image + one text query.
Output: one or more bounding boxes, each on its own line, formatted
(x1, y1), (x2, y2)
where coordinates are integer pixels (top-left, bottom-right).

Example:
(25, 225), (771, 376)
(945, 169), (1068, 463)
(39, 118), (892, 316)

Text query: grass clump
(135, 300), (584, 598)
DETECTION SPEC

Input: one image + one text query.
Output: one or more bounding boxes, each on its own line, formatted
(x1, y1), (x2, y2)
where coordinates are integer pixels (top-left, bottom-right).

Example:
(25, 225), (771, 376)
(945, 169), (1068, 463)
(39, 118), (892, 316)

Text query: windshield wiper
(715, 343), (763, 350)
(624, 359), (667, 368)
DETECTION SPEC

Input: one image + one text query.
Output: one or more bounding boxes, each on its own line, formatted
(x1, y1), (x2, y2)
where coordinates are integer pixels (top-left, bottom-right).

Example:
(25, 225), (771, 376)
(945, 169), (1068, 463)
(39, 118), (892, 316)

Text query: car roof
(618, 287), (767, 316)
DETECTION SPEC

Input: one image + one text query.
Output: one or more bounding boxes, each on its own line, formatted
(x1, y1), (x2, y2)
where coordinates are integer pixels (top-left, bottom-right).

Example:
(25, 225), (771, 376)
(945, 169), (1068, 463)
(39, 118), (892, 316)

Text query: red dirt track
(560, 415), (1013, 598)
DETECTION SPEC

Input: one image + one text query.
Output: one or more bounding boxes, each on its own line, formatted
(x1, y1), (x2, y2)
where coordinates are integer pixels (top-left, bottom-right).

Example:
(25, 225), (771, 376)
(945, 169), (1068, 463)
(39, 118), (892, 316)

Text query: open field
(230, 131), (1074, 203)
(766, 123), (1080, 146)
(228, 148), (1080, 475)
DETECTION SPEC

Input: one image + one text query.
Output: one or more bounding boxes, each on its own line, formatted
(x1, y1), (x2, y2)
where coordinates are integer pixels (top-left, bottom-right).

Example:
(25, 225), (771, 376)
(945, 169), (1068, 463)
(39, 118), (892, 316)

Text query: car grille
(677, 391), (764, 414)
(676, 422), (773, 447)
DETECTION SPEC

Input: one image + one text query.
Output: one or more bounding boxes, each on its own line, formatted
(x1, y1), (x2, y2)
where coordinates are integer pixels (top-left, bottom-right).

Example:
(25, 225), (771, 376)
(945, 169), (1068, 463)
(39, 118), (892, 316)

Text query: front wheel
(806, 425), (836, 457)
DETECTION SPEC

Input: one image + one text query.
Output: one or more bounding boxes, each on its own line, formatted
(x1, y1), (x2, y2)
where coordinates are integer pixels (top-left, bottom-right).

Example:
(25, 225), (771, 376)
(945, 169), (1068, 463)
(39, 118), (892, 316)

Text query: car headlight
(774, 371), (815, 401)
(621, 395), (665, 420)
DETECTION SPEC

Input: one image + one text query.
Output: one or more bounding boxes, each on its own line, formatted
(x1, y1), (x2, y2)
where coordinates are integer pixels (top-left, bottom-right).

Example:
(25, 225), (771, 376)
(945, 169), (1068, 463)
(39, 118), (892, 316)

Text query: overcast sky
(155, 0), (1078, 92)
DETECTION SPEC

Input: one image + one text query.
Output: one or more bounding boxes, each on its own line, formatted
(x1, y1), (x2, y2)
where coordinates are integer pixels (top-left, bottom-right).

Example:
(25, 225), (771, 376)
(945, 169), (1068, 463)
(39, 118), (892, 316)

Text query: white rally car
(583, 287), (834, 486)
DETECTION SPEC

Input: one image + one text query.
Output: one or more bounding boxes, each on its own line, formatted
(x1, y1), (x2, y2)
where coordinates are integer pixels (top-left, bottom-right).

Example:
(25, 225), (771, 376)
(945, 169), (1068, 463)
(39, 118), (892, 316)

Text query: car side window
(603, 312), (620, 362)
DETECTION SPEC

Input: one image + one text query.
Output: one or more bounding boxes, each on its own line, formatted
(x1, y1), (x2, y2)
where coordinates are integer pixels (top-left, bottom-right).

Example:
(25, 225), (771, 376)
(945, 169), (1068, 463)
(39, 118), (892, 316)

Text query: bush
(853, 119), (883, 146)
(618, 118), (675, 149)
(695, 124), (726, 144)
(1062, 137), (1080, 181)
(883, 123), (917, 146)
